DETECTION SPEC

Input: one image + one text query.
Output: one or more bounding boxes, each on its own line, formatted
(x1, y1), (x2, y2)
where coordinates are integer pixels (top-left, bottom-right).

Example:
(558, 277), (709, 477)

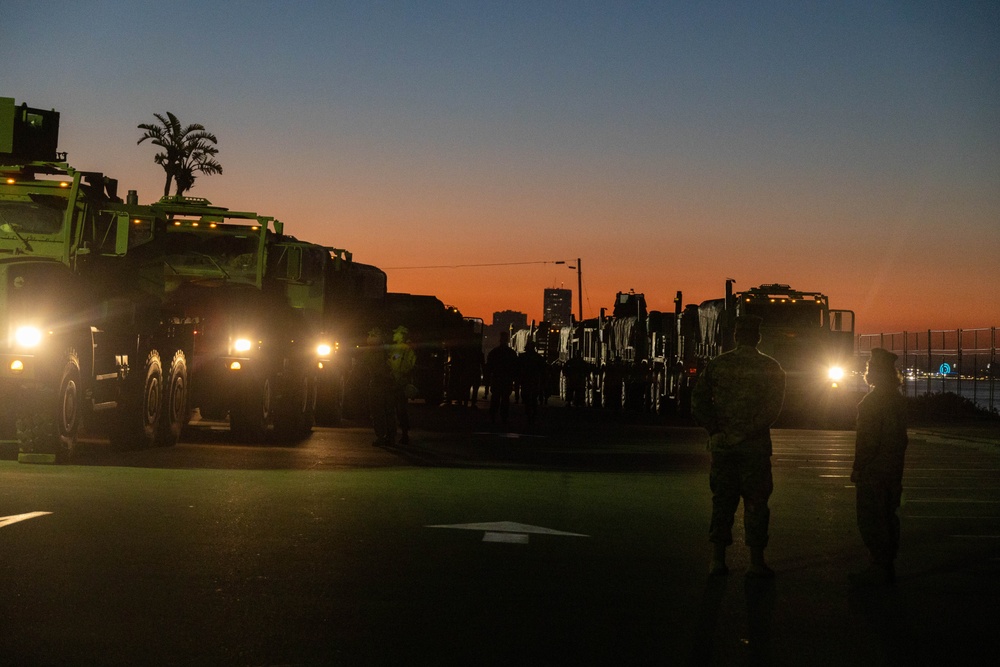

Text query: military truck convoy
(0, 97), (481, 462)
(1, 99), (194, 461)
(513, 281), (861, 426)
(1, 97), (862, 461)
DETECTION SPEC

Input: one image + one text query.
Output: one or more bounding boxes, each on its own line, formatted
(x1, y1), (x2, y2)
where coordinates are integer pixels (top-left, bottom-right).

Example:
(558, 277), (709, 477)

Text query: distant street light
(555, 258), (583, 323)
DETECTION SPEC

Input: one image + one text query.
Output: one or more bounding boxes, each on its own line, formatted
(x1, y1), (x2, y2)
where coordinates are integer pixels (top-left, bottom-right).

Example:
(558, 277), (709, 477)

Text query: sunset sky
(3, 1), (998, 333)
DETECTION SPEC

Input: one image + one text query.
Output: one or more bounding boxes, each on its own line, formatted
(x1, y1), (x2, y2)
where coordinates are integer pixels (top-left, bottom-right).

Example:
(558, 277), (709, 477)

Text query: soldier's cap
(869, 347), (898, 369)
(734, 315), (763, 336)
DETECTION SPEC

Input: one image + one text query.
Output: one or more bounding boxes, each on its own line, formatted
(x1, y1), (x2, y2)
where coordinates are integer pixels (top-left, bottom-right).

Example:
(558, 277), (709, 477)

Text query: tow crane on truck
(0, 97), (193, 462)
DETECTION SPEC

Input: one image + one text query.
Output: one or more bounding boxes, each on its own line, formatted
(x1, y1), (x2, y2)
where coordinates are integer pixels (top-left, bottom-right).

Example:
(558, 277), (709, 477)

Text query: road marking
(907, 516), (1000, 520)
(906, 499), (1000, 504)
(473, 432), (545, 439)
(484, 532), (530, 544)
(426, 521), (589, 544)
(0, 512), (52, 529)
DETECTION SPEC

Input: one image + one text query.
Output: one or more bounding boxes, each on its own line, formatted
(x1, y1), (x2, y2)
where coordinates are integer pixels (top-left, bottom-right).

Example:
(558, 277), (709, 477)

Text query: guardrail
(857, 328), (997, 413)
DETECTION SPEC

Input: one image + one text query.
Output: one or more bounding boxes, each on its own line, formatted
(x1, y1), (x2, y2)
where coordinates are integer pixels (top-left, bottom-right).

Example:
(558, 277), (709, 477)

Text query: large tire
(157, 350), (189, 447)
(315, 372), (345, 427)
(109, 350), (162, 451)
(652, 373), (664, 415)
(17, 352), (82, 463)
(273, 375), (316, 442)
(230, 374), (272, 443)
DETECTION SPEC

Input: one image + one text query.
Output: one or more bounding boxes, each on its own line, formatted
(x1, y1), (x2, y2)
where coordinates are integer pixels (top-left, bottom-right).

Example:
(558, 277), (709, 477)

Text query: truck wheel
(652, 374), (664, 415)
(157, 350), (189, 447)
(110, 350), (162, 451)
(230, 375), (272, 443)
(274, 375), (315, 442)
(315, 373), (345, 427)
(17, 353), (82, 463)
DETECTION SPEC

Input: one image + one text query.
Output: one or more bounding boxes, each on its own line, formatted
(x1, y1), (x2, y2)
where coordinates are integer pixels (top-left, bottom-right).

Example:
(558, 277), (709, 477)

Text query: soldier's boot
(709, 543), (729, 576)
(746, 547), (775, 579)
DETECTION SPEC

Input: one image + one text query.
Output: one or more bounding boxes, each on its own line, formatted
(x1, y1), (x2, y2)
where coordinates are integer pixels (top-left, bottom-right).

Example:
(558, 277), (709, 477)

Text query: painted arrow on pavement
(0, 512), (53, 529)
(426, 521), (589, 544)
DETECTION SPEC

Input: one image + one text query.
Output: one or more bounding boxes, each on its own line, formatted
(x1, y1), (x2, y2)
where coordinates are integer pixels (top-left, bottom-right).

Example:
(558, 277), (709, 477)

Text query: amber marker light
(10, 359), (25, 373)
(229, 361), (242, 370)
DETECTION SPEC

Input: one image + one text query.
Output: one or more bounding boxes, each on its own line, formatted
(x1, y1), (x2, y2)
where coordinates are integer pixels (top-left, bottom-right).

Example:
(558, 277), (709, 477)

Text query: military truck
(379, 293), (480, 406)
(527, 291), (681, 413)
(140, 196), (320, 441)
(310, 253), (387, 425)
(688, 281), (860, 426)
(0, 97), (192, 462)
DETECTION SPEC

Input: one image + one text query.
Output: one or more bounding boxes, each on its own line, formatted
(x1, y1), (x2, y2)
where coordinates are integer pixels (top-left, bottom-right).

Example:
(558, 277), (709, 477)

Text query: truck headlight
(827, 366), (845, 382)
(316, 343), (333, 357)
(14, 326), (44, 348)
(233, 337), (253, 353)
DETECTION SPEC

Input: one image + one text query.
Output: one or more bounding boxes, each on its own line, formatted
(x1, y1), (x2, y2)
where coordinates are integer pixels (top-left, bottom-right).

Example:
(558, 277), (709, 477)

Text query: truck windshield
(745, 303), (823, 328)
(0, 197), (66, 235)
(162, 232), (260, 284)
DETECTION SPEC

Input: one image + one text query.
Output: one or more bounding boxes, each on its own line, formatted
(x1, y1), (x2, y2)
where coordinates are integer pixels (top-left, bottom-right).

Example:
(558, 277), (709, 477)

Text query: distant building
(543, 288), (573, 327)
(484, 310), (528, 352)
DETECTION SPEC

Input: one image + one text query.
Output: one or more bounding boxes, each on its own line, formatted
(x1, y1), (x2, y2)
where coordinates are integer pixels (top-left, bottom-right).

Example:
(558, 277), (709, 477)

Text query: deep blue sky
(3, 1), (998, 331)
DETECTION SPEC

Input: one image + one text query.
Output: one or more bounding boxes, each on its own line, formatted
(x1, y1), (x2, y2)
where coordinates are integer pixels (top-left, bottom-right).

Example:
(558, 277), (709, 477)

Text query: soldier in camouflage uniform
(691, 315), (785, 578)
(850, 347), (908, 586)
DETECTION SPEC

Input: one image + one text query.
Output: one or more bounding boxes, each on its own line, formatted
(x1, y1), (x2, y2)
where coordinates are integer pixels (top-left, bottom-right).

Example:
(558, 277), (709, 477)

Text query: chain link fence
(857, 328), (998, 414)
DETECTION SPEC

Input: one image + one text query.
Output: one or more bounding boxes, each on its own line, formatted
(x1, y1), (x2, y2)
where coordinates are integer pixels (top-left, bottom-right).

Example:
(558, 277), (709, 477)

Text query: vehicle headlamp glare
(233, 338), (253, 353)
(15, 326), (44, 348)
(316, 343), (332, 357)
(827, 366), (845, 382)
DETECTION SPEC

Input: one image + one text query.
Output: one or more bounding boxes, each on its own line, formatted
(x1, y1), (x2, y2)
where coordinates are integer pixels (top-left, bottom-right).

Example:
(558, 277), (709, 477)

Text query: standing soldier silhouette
(518, 341), (547, 424)
(692, 315), (786, 578)
(850, 347), (908, 585)
(388, 326), (417, 446)
(484, 331), (519, 425)
(363, 328), (395, 446)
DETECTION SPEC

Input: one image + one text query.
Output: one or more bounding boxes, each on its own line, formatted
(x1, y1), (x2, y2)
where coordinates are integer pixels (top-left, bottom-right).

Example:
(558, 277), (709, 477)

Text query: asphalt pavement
(1, 395), (998, 665)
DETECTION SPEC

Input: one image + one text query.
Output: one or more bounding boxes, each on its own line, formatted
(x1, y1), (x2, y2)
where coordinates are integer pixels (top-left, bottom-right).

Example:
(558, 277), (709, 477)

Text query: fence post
(927, 330), (933, 398)
(957, 328), (962, 402)
(903, 332), (910, 398)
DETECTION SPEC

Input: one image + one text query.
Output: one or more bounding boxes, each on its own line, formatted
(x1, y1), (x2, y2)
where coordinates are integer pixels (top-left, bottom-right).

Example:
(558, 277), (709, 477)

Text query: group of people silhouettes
(692, 314), (908, 585)
(483, 331), (548, 426)
(364, 314), (909, 585)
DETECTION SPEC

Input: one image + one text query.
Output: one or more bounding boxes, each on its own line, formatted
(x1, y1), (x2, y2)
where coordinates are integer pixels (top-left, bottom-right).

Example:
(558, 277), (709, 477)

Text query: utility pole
(555, 258), (584, 323)
(576, 257), (583, 323)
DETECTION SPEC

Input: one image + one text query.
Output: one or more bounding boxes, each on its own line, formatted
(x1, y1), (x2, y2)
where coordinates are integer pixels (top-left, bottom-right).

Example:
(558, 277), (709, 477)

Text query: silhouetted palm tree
(137, 112), (223, 197)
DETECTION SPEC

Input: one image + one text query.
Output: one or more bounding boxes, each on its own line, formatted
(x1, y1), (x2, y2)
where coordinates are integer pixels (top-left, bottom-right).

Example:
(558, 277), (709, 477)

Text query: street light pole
(575, 257), (582, 323)
(555, 258), (583, 323)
